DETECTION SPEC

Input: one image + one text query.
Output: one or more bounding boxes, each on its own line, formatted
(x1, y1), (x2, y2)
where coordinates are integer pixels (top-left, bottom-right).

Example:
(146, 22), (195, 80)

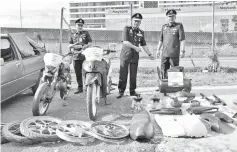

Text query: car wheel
(32, 69), (44, 95)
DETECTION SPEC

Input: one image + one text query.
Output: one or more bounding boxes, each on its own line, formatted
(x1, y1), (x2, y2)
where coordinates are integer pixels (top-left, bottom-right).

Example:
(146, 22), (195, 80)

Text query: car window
(1, 38), (16, 62)
(9, 33), (35, 59)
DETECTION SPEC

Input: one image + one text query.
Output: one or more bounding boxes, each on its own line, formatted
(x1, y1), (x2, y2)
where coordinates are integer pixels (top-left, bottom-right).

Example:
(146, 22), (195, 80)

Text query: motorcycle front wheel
(58, 80), (68, 100)
(32, 82), (51, 116)
(86, 82), (98, 121)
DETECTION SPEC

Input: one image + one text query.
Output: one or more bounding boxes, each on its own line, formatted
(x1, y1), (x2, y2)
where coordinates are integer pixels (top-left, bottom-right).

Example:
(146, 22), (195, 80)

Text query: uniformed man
(68, 18), (92, 94)
(156, 9), (185, 79)
(117, 13), (155, 99)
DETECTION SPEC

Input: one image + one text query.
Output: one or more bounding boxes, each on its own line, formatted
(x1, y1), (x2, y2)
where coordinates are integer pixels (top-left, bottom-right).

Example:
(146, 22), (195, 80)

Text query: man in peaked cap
(156, 9), (186, 79)
(117, 13), (155, 99)
(68, 18), (92, 94)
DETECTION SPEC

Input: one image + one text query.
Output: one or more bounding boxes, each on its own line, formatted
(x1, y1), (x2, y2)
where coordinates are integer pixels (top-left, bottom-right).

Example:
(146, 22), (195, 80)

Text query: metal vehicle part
(20, 116), (62, 142)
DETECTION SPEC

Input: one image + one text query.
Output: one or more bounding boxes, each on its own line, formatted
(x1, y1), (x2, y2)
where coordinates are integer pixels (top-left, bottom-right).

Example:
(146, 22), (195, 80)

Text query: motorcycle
(32, 52), (73, 116)
(82, 46), (116, 120)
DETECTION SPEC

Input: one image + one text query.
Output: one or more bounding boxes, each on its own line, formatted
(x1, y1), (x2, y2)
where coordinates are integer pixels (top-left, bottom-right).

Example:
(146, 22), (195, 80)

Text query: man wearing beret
(68, 18), (92, 94)
(156, 9), (185, 79)
(117, 13), (155, 99)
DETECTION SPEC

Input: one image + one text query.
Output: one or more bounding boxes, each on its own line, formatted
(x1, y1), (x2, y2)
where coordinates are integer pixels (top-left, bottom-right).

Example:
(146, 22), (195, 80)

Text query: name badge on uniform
(172, 28), (178, 35)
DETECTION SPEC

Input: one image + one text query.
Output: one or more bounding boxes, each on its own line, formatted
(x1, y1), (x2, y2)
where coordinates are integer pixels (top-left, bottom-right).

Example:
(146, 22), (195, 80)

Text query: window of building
(220, 19), (229, 32)
(84, 19), (105, 24)
(70, 9), (78, 13)
(70, 3), (81, 7)
(144, 1), (158, 8)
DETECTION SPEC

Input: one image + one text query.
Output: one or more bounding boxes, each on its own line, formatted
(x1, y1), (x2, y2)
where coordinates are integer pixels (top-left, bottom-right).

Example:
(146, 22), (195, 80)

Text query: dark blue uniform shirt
(120, 26), (146, 63)
(69, 30), (92, 60)
(160, 22), (185, 57)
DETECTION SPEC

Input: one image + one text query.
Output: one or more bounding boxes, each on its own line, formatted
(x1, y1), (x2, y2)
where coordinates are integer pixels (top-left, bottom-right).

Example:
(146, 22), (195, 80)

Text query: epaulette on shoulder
(125, 26), (132, 29)
(176, 22), (183, 25)
(138, 28), (144, 32)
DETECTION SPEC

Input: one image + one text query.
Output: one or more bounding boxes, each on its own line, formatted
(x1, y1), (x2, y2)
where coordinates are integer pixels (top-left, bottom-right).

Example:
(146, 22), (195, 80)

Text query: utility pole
(212, 1), (215, 53)
(130, 3), (133, 26)
(59, 7), (64, 54)
(20, 1), (22, 28)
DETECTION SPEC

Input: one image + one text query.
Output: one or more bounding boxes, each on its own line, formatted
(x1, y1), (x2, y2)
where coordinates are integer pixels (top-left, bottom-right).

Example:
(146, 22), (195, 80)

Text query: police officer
(156, 9), (185, 79)
(68, 18), (92, 94)
(117, 13), (154, 99)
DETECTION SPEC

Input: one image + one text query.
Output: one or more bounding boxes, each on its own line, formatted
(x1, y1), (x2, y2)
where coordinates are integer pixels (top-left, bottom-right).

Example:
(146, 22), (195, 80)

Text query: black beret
(131, 13), (143, 20)
(75, 18), (84, 24)
(166, 9), (177, 16)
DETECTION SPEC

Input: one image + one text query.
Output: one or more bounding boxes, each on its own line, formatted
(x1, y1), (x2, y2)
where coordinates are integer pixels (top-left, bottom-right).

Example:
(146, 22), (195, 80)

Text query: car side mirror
(0, 58), (4, 66)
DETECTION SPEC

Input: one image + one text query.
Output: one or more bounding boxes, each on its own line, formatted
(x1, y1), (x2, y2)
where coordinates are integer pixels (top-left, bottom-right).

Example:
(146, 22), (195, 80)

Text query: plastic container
(82, 47), (103, 61)
(44, 53), (63, 68)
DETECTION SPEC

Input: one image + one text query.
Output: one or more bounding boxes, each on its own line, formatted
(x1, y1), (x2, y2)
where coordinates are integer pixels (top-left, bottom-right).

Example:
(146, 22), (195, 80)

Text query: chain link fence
(2, 1), (237, 59)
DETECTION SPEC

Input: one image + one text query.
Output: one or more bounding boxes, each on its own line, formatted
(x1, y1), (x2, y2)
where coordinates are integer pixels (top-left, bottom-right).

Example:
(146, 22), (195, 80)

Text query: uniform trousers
(118, 60), (138, 93)
(161, 57), (179, 79)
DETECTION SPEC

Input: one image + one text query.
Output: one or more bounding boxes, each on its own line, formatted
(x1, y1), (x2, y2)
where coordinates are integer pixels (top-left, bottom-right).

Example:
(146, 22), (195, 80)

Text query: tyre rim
(25, 117), (62, 136)
(56, 120), (94, 143)
(91, 121), (129, 139)
(6, 122), (22, 136)
(92, 83), (97, 116)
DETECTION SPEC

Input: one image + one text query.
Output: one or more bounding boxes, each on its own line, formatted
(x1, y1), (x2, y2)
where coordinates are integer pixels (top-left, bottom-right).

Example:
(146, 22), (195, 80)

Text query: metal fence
(2, 1), (237, 58)
(82, 1), (237, 58)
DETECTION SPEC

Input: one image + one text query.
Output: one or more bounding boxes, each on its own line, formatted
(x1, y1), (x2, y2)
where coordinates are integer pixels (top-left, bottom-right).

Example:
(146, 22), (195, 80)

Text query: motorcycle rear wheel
(86, 82), (98, 121)
(32, 82), (51, 116)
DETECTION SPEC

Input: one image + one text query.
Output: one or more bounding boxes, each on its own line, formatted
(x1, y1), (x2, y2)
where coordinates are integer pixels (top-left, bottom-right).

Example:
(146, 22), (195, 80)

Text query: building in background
(69, 0), (140, 29)
(69, 1), (237, 32)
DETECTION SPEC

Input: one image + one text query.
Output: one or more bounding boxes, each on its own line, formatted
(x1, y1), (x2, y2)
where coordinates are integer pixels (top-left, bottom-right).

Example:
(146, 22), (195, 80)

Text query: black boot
(74, 87), (83, 94)
(117, 90), (124, 99)
(130, 90), (139, 96)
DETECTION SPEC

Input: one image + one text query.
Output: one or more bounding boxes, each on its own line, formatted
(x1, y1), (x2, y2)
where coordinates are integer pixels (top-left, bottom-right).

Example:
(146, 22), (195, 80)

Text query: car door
(9, 33), (44, 89)
(1, 36), (25, 102)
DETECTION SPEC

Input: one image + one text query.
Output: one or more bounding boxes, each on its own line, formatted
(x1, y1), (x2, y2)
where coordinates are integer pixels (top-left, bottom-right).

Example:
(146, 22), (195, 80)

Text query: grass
(110, 67), (237, 88)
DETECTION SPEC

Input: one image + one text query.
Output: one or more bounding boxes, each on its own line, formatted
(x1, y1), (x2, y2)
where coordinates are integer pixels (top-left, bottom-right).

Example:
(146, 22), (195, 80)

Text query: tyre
(32, 82), (50, 116)
(32, 70), (44, 95)
(2, 121), (39, 145)
(86, 82), (98, 121)
(58, 80), (68, 100)
(56, 120), (95, 145)
(20, 116), (62, 142)
(1, 123), (9, 144)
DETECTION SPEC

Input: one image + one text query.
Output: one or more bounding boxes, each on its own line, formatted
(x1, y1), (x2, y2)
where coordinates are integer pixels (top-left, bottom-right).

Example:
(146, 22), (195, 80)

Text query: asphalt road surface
(1, 83), (237, 152)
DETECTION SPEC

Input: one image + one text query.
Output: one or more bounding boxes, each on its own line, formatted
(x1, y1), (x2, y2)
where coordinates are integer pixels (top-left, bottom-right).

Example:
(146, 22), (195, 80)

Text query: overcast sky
(0, 0), (70, 29)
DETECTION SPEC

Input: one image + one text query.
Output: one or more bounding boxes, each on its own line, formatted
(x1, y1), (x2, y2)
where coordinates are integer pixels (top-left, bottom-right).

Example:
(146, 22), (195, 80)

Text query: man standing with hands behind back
(68, 18), (92, 94)
(117, 13), (154, 99)
(156, 9), (186, 79)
